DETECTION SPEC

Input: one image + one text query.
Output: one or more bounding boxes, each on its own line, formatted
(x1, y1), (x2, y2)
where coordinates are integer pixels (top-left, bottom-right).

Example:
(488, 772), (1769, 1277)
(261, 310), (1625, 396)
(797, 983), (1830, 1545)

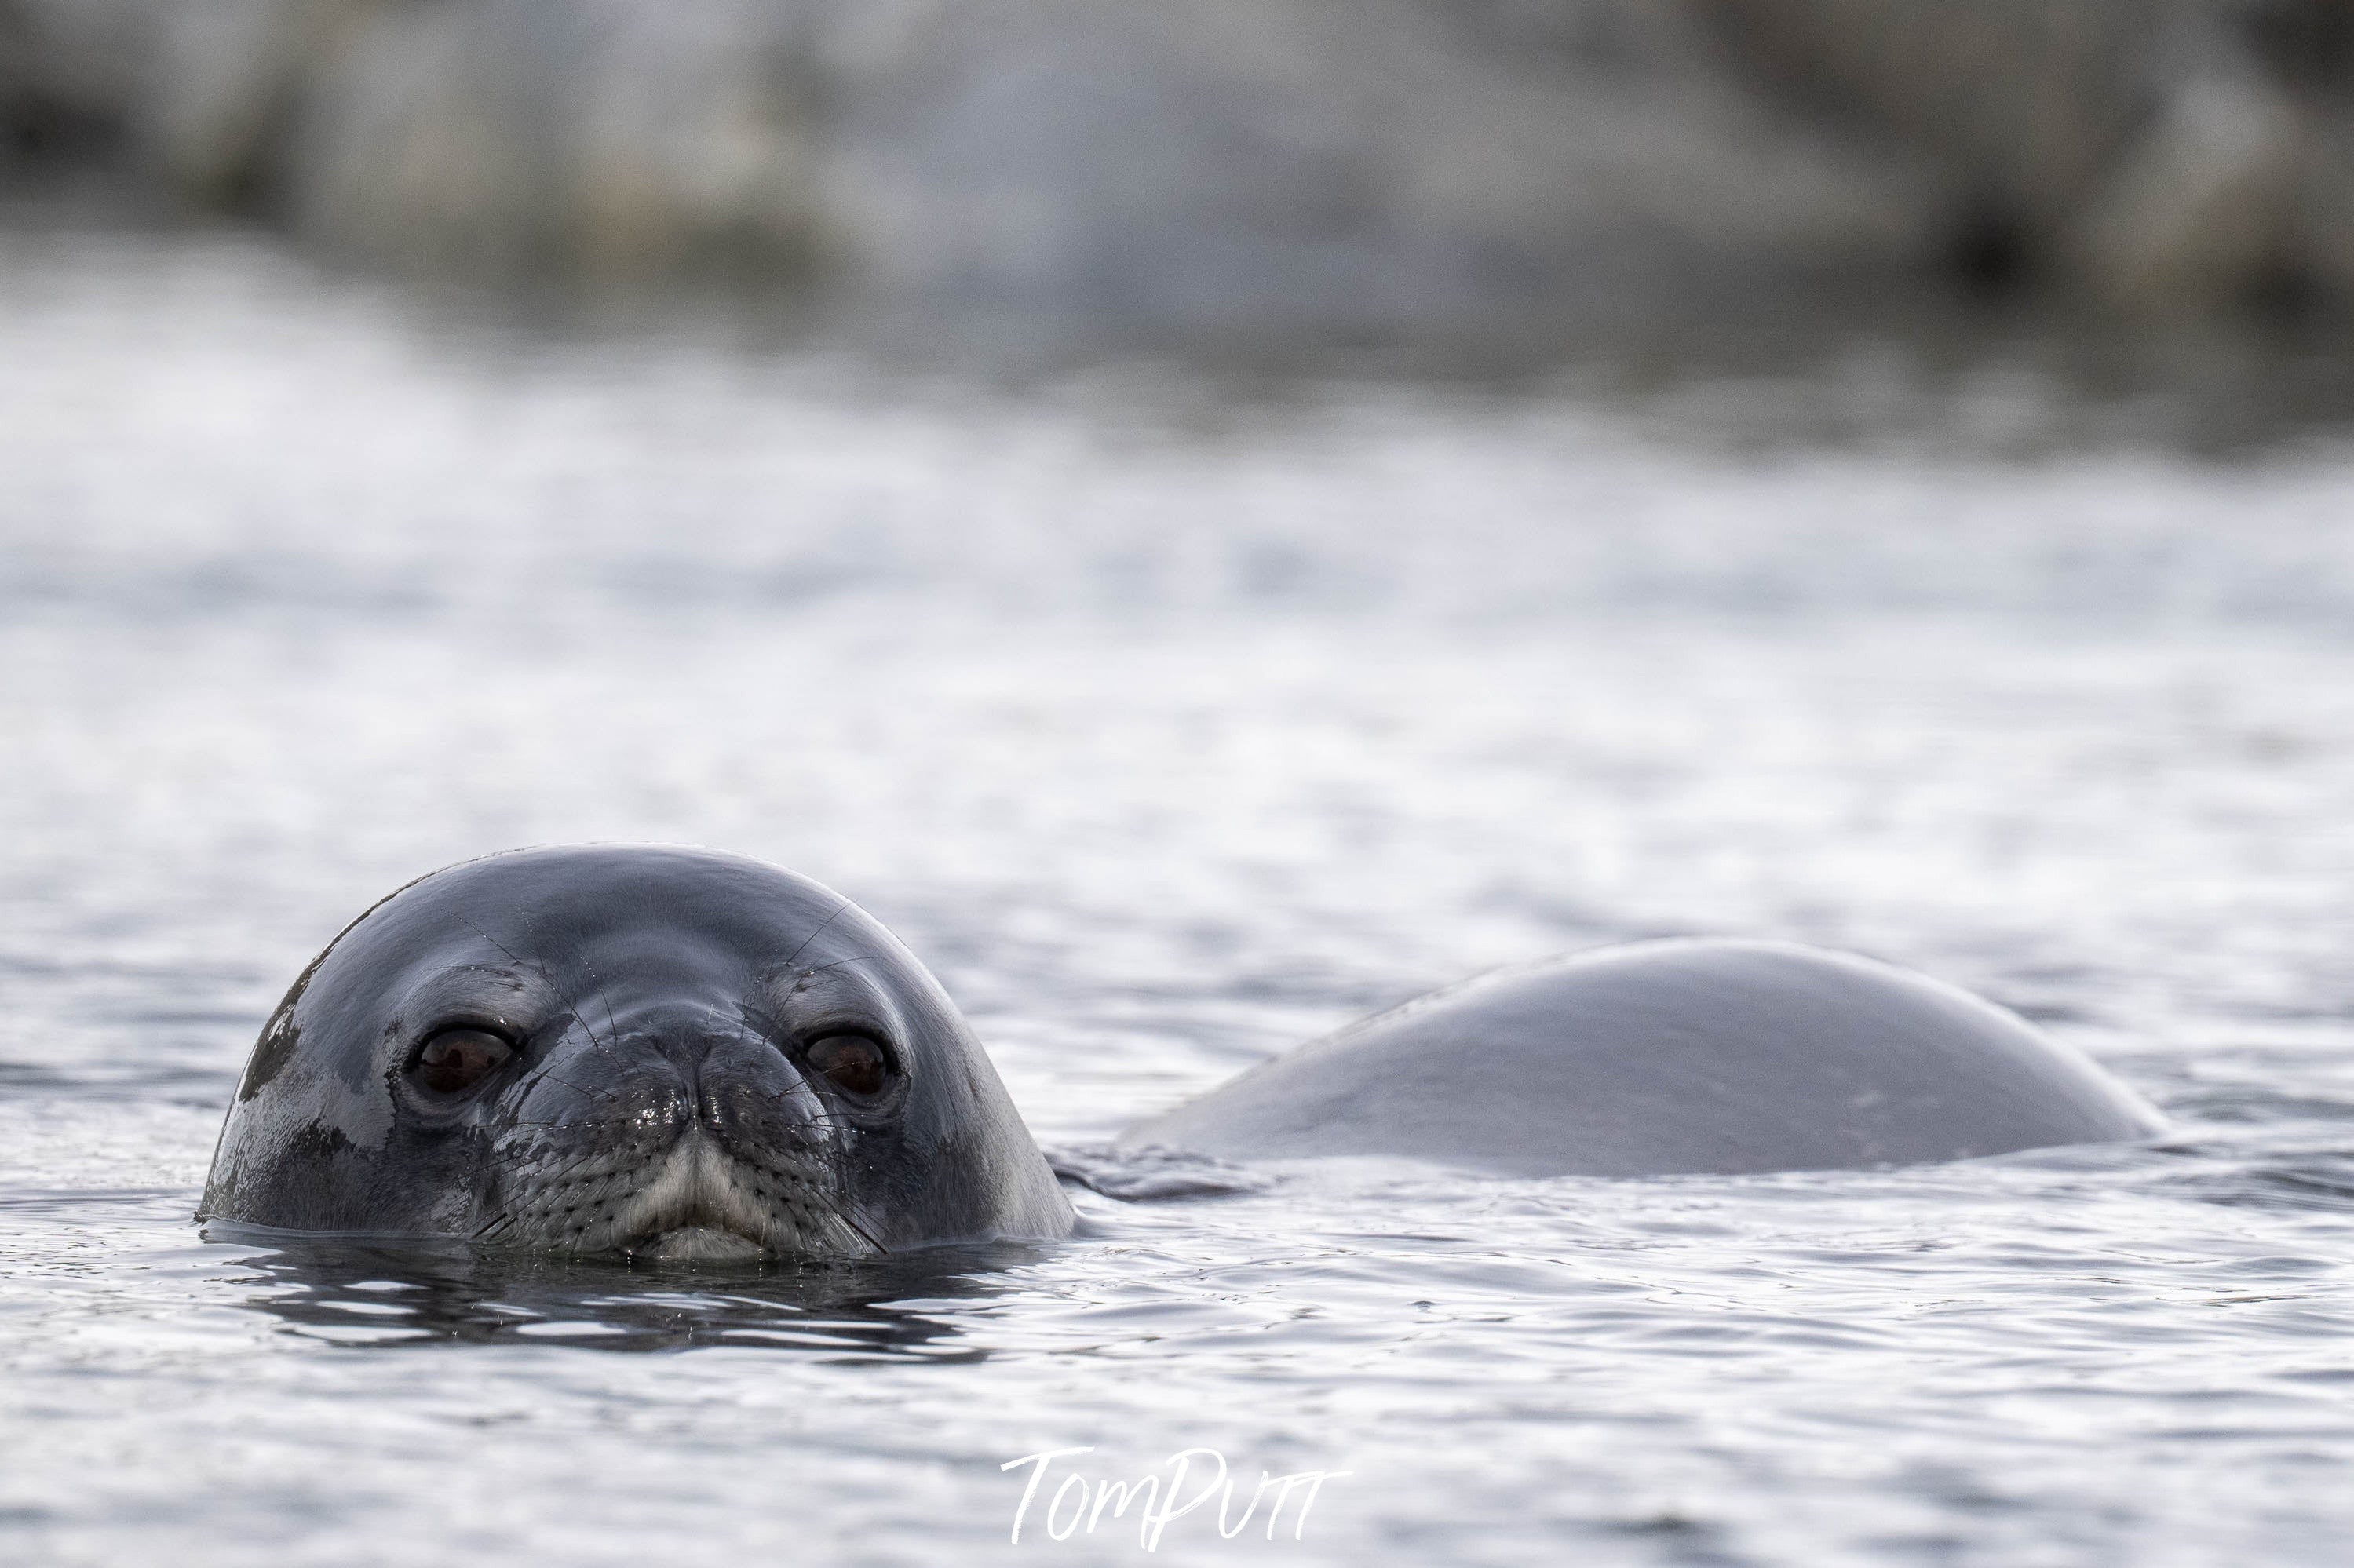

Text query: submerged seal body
(1120, 939), (2164, 1178)
(202, 847), (1073, 1260)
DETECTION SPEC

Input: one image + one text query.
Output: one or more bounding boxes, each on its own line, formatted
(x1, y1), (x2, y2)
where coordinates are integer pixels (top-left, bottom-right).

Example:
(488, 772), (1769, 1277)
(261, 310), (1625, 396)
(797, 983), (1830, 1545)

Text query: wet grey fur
(202, 846), (1074, 1258)
(1120, 940), (2165, 1177)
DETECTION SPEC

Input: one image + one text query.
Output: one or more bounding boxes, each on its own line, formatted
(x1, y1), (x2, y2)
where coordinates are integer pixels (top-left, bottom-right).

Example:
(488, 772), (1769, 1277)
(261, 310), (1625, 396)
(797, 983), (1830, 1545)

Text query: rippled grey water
(6, 218), (2354, 1566)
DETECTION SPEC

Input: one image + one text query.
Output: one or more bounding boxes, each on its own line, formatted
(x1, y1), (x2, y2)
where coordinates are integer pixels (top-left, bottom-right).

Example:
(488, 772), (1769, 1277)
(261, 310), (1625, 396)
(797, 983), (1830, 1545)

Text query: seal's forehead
(341, 846), (852, 980)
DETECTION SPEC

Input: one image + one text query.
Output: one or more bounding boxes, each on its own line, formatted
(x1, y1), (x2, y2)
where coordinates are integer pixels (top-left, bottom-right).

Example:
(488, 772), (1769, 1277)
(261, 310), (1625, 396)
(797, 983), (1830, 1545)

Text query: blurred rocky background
(5, 0), (2353, 356)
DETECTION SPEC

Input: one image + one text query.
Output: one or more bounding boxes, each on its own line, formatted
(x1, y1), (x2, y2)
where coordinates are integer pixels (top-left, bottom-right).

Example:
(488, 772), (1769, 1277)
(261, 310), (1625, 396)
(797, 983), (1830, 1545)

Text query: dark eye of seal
(805, 1034), (891, 1099)
(407, 1027), (515, 1097)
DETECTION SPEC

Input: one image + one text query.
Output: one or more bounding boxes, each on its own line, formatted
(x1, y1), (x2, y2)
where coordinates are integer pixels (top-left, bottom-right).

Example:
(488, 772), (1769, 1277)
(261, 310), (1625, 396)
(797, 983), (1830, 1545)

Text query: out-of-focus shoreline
(9, 0), (2354, 354)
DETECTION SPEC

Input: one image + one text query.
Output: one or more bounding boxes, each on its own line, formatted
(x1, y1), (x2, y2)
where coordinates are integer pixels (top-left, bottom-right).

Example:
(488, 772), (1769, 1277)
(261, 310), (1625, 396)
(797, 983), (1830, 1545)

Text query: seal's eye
(408, 1027), (514, 1097)
(806, 1034), (891, 1099)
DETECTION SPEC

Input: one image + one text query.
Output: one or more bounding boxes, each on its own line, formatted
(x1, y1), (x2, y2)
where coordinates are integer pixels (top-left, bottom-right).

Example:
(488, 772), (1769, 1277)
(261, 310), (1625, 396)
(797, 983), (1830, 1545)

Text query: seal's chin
(627, 1224), (770, 1264)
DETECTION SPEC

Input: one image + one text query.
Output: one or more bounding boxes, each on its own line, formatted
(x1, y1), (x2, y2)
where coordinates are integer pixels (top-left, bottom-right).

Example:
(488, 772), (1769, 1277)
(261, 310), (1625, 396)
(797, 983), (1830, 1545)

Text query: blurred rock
(0, 0), (149, 162)
(2075, 57), (2305, 313)
(1706, 0), (2353, 317)
(146, 0), (379, 207)
(285, 1), (825, 280)
(797, 0), (1932, 336)
(9, 0), (2354, 334)
(143, 0), (1941, 336)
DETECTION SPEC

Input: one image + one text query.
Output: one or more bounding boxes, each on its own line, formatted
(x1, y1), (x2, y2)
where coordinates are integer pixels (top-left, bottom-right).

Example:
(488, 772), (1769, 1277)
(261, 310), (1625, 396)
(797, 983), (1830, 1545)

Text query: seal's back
(1119, 940), (2164, 1178)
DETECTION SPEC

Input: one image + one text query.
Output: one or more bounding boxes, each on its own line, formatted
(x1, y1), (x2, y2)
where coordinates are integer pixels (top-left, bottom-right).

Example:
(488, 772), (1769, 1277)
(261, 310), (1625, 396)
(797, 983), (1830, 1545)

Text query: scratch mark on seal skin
(779, 898), (854, 975)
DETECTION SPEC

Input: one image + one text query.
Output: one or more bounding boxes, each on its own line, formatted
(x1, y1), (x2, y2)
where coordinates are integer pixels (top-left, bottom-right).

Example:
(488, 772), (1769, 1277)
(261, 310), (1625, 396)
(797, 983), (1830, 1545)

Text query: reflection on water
(206, 1229), (1047, 1357)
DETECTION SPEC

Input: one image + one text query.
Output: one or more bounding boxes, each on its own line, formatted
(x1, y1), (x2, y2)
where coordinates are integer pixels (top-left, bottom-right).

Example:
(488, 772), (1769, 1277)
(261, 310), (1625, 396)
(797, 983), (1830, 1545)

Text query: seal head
(202, 846), (1074, 1259)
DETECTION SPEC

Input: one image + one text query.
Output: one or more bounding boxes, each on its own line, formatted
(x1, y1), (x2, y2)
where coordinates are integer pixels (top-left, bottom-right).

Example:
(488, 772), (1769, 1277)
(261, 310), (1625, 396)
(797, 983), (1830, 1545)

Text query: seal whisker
(561, 1027), (660, 1104)
(777, 897), (853, 975)
(789, 956), (889, 986)
(576, 960), (626, 1064)
(484, 1132), (641, 1169)
(837, 1209), (885, 1254)
(451, 908), (526, 969)
(491, 1113), (648, 1136)
(529, 1064), (629, 1110)
(451, 908), (617, 1058)
(470, 1211), (521, 1245)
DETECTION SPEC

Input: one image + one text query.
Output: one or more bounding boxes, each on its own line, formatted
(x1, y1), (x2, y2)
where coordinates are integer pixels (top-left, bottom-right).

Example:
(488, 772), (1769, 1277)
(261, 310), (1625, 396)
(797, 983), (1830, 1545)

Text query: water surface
(5, 220), (2354, 1565)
